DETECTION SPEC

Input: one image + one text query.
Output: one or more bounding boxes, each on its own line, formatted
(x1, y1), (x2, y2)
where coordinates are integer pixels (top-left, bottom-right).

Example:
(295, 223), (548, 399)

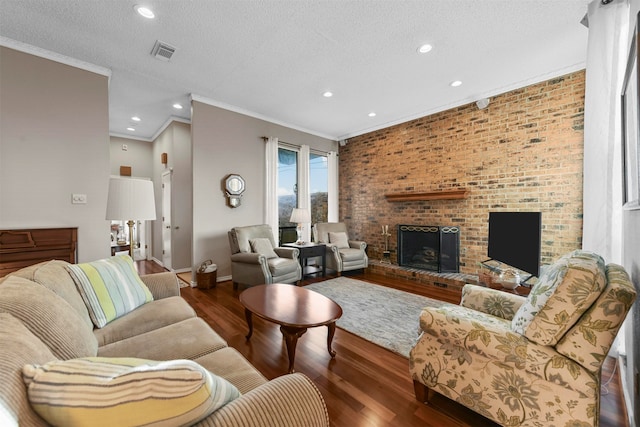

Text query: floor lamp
(106, 177), (157, 259)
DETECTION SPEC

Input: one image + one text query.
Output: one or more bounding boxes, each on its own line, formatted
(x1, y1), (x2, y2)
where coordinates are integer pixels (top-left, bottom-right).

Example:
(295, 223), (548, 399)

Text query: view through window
(277, 147), (328, 243)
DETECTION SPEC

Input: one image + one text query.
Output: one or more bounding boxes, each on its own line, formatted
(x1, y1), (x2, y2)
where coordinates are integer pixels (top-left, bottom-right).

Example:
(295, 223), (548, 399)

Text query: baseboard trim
(618, 354), (634, 427)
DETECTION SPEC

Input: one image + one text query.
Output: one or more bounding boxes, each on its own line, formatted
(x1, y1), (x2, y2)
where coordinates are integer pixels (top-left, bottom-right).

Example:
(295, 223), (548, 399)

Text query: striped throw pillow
(67, 255), (153, 328)
(23, 357), (241, 427)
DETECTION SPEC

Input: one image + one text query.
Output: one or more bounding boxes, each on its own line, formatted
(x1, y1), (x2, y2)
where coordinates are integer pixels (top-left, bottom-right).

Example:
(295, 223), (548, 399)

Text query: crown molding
(0, 36), (111, 78)
(151, 116), (191, 141)
(109, 132), (153, 143)
(337, 63), (586, 140)
(190, 94), (337, 141)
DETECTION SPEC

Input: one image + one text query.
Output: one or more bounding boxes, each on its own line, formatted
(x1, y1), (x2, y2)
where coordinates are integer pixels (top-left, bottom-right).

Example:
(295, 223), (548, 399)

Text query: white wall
(109, 136), (154, 178)
(191, 100), (336, 280)
(0, 47), (110, 262)
(152, 121), (192, 270)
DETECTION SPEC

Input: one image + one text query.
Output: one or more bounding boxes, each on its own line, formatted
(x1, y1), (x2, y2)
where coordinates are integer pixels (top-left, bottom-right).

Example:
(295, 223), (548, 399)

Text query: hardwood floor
(137, 261), (628, 427)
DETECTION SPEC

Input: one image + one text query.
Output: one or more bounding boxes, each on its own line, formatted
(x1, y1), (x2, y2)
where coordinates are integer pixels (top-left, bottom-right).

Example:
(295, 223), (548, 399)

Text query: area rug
(305, 277), (446, 358)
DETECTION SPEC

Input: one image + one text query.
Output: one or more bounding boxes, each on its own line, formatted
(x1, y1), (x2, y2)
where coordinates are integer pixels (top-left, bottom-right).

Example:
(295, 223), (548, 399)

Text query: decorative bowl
(500, 280), (520, 290)
(499, 269), (520, 290)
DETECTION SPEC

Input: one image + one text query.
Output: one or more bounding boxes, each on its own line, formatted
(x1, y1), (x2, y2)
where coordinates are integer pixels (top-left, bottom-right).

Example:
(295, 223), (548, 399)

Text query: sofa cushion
(67, 255), (153, 328)
(511, 250), (606, 345)
(268, 257), (300, 276)
(0, 276), (98, 359)
(195, 347), (268, 395)
(98, 317), (227, 360)
(339, 247), (364, 262)
(23, 357), (240, 427)
(8, 260), (93, 329)
(0, 313), (55, 427)
(329, 231), (349, 249)
(93, 296), (197, 347)
(250, 237), (278, 259)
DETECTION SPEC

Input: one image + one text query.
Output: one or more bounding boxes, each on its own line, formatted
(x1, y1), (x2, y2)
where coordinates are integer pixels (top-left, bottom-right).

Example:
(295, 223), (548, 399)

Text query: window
(309, 152), (328, 225)
(267, 140), (336, 244)
(278, 147), (298, 244)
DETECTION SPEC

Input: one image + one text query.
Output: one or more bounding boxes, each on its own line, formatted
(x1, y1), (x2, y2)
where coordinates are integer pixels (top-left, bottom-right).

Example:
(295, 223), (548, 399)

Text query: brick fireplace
(338, 70), (585, 275)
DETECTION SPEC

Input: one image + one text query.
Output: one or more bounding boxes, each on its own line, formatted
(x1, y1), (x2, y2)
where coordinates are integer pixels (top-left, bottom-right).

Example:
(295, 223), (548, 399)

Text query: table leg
(280, 326), (307, 373)
(321, 252), (326, 277)
(244, 308), (254, 340)
(327, 322), (337, 358)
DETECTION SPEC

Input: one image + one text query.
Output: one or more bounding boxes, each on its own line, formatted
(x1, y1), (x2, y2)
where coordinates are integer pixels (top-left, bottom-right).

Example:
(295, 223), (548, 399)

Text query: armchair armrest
(460, 284), (526, 320)
(273, 247), (299, 260)
(348, 240), (367, 250)
(198, 373), (329, 427)
(139, 272), (180, 300)
(324, 243), (339, 252)
(230, 252), (267, 265)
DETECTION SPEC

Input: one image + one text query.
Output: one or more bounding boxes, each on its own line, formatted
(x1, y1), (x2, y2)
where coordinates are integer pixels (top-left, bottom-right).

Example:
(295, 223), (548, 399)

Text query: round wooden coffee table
(239, 283), (343, 373)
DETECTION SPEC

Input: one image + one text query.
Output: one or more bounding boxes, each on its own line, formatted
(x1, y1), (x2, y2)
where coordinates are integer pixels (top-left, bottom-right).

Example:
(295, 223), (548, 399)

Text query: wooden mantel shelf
(385, 189), (468, 202)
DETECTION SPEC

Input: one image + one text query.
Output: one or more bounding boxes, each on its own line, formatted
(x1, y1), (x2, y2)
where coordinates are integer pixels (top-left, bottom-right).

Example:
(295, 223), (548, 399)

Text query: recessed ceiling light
(323, 91), (333, 98)
(173, 103), (183, 109)
(127, 127), (135, 131)
(417, 44), (432, 54)
(134, 5), (155, 19)
(131, 116), (141, 122)
(368, 112), (377, 117)
(450, 80), (462, 87)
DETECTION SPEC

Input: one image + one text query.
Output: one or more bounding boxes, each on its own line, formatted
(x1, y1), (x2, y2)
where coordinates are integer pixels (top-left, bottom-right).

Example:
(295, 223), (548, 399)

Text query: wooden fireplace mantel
(384, 189), (468, 202)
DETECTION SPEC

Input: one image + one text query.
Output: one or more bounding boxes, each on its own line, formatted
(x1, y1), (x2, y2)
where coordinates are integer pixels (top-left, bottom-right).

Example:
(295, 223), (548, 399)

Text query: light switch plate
(72, 194), (87, 204)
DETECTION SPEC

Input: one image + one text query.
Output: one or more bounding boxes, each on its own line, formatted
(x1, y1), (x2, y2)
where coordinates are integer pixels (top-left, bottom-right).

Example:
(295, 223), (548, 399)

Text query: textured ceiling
(0, 0), (591, 141)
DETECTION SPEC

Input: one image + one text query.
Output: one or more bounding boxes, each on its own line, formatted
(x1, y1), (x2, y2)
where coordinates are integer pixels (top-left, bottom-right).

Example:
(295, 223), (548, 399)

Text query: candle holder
(381, 225), (391, 264)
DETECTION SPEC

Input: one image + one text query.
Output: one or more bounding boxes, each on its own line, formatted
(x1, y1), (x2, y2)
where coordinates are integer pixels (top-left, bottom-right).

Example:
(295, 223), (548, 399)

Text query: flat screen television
(487, 211), (542, 278)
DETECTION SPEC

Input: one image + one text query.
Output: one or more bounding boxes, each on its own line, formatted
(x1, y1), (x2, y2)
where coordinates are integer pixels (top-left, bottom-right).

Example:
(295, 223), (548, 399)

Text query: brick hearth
(366, 259), (479, 295)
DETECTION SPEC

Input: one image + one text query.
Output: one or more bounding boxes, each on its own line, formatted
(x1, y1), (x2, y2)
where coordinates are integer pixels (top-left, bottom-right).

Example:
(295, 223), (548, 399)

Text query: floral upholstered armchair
(409, 250), (637, 427)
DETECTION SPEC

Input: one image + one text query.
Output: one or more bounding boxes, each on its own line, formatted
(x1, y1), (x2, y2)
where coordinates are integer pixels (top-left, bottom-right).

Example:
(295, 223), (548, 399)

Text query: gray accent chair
(312, 222), (368, 274)
(228, 224), (302, 289)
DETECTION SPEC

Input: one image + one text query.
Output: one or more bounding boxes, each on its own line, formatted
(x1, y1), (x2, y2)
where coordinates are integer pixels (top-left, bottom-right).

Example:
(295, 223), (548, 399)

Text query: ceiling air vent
(150, 40), (176, 61)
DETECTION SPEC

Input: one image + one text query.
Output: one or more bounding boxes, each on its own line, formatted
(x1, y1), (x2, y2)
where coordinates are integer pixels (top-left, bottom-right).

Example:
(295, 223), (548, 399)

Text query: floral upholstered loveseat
(409, 250), (637, 427)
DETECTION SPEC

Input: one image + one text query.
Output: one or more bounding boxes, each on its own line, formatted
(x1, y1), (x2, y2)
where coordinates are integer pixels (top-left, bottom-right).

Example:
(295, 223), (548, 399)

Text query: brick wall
(339, 71), (585, 275)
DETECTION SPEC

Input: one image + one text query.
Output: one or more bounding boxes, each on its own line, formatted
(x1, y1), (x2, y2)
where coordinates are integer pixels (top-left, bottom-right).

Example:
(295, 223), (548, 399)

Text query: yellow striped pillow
(23, 357), (241, 427)
(67, 255), (153, 328)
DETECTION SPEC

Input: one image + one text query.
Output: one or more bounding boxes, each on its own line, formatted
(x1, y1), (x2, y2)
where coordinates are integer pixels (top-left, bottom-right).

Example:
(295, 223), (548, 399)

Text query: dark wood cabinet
(0, 227), (77, 277)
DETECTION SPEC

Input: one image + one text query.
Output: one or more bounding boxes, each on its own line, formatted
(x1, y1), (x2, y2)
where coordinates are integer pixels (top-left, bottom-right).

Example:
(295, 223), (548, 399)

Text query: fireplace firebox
(397, 225), (460, 273)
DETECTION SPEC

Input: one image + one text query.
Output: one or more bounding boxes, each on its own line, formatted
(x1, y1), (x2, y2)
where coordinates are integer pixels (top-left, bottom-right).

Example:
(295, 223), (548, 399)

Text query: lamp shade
(106, 177), (157, 221)
(289, 208), (310, 223)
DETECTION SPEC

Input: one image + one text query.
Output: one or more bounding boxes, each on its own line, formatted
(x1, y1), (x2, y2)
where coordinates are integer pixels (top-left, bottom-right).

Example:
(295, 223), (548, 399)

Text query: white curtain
(582, 0), (628, 264)
(583, 0), (631, 365)
(328, 151), (339, 222)
(265, 137), (279, 241)
(298, 144), (311, 242)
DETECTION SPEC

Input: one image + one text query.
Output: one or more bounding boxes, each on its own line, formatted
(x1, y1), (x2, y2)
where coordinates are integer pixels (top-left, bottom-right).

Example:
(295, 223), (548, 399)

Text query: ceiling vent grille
(151, 40), (176, 61)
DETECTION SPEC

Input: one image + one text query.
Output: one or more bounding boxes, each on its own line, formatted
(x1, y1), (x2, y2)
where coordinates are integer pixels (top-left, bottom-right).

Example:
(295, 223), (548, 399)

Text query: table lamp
(289, 208), (311, 244)
(106, 177), (157, 258)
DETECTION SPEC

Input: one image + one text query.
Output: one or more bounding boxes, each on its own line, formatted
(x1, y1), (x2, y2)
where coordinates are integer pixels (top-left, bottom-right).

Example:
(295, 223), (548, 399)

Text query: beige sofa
(0, 259), (329, 426)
